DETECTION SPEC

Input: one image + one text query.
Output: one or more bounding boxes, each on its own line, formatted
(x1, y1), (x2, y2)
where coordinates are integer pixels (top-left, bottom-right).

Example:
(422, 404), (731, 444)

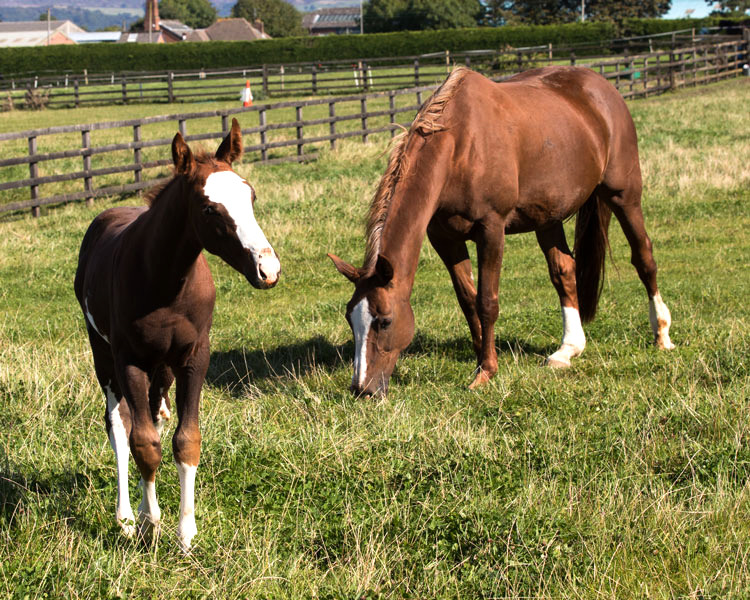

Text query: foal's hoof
(468, 369), (492, 390)
(137, 515), (161, 544)
(117, 518), (136, 538)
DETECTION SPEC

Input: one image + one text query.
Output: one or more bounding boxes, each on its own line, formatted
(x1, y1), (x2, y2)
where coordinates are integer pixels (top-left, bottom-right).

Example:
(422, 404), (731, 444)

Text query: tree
(364, 0), (483, 32)
(706, 0), (750, 14)
(483, 0), (672, 26)
(159, 0), (217, 29)
(231, 0), (304, 38)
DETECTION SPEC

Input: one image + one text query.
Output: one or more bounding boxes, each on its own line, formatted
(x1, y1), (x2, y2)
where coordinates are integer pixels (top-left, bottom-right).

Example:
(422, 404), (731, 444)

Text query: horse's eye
(202, 205), (216, 215)
(380, 317), (392, 330)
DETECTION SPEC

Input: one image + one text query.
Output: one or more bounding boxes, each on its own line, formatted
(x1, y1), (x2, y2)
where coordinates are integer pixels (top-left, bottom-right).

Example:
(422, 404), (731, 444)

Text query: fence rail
(0, 37), (747, 217)
(2, 30), (745, 109)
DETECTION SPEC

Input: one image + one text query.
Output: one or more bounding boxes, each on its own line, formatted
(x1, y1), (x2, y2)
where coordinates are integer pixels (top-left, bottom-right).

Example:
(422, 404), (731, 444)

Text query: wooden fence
(1, 30), (744, 109)
(0, 37), (747, 217)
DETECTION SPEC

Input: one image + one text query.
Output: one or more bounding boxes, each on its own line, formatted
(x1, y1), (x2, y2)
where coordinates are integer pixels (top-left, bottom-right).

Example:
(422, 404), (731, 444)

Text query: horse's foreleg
(90, 335), (135, 537)
(606, 194), (675, 350)
(536, 224), (586, 368)
(118, 360), (163, 541)
(427, 230), (482, 359)
(172, 342), (209, 553)
(469, 219), (505, 389)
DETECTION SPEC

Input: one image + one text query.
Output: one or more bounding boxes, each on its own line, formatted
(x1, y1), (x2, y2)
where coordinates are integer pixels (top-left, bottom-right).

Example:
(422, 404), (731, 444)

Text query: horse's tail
(574, 193), (612, 323)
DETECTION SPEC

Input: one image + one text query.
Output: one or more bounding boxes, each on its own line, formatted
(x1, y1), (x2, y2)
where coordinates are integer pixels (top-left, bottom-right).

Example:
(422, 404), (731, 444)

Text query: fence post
(262, 64), (269, 96)
(74, 79), (80, 108)
(178, 119), (187, 138)
(28, 135), (40, 218)
(669, 48), (676, 90)
(445, 49), (450, 73)
(361, 98), (368, 143)
(221, 114), (229, 135)
(296, 105), (303, 157)
(465, 55), (471, 68)
(168, 72), (175, 103)
(280, 65), (285, 91)
(389, 91), (396, 138)
(311, 65), (318, 94)
(329, 101), (336, 150)
(569, 52), (576, 66)
(516, 51), (523, 72)
(121, 77), (128, 104)
(82, 129), (93, 207)
(259, 108), (268, 161)
(414, 59), (420, 87)
(133, 124), (142, 184)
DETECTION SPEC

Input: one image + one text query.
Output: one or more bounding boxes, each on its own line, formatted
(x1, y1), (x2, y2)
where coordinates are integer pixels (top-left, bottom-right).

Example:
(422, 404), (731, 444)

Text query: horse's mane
(363, 66), (470, 270)
(144, 152), (219, 207)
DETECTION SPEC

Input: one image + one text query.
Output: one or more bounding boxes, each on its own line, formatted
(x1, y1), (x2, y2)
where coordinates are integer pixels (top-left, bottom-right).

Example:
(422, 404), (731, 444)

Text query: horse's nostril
(259, 266), (267, 280)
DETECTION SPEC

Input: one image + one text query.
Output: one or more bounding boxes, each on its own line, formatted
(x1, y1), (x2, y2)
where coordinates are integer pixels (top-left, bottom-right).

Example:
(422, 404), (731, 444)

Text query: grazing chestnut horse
(74, 119), (280, 551)
(329, 66), (674, 397)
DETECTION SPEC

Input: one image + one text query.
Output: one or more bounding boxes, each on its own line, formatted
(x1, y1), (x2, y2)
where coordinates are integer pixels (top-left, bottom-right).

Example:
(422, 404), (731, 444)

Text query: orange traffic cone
(241, 80), (253, 107)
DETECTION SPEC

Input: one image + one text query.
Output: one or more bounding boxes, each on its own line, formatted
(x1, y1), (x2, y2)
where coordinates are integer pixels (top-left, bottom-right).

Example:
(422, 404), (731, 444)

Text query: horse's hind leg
(604, 188), (675, 349)
(427, 229), (482, 360)
(536, 223), (586, 368)
(88, 332), (136, 537)
(149, 365), (173, 436)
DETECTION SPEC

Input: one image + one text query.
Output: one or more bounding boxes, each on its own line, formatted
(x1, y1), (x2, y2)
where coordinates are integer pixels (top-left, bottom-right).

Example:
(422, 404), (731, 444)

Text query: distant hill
(0, 1), (361, 30)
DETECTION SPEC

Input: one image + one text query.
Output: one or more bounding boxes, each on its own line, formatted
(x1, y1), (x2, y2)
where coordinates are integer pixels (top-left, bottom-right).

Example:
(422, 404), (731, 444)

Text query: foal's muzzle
(248, 248), (280, 289)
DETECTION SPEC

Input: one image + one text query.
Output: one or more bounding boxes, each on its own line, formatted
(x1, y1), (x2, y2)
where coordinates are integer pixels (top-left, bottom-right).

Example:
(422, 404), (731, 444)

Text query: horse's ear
(172, 132), (195, 175)
(216, 118), (243, 164)
(328, 253), (360, 284)
(375, 254), (394, 284)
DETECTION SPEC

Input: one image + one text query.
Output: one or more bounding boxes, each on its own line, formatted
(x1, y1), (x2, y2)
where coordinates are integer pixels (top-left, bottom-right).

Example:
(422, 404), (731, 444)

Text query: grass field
(1, 77), (749, 599)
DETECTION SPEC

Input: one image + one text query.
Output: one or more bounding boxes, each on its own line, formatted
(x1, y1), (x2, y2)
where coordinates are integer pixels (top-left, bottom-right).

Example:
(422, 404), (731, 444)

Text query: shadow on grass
(207, 332), (553, 394)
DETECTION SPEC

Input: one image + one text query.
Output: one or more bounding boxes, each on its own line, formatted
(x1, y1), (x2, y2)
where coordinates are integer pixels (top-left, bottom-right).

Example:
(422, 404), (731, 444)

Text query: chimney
(254, 18), (264, 35)
(145, 0), (161, 31)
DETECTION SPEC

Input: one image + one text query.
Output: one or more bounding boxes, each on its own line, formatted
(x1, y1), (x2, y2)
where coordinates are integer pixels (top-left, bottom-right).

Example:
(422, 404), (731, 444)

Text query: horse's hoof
(656, 337), (675, 350)
(468, 369), (492, 389)
(544, 356), (571, 369)
(137, 515), (161, 544)
(118, 518), (136, 538)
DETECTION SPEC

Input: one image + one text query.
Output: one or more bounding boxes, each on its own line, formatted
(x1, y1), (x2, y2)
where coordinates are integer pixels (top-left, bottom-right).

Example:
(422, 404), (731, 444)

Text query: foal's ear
(328, 253), (360, 284)
(375, 254), (394, 284)
(172, 132), (195, 175)
(216, 118), (243, 164)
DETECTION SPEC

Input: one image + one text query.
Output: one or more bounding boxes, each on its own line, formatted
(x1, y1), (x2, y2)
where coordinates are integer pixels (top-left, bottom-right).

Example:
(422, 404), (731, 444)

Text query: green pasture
(1, 78), (749, 598)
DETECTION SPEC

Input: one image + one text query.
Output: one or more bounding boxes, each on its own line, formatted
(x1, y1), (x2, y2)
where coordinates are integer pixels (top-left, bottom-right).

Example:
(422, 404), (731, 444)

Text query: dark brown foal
(75, 120), (280, 551)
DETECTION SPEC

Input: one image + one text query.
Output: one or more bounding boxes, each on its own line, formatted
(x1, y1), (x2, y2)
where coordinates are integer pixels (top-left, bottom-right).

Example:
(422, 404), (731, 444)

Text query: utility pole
(360, 0), (363, 34)
(580, 0), (585, 22)
(47, 7), (51, 46)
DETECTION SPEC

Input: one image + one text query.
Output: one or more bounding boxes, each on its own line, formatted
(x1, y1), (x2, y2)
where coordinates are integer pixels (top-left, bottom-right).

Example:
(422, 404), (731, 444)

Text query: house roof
(70, 32), (122, 44)
(117, 32), (166, 43)
(160, 19), (193, 38)
(202, 18), (270, 42)
(185, 29), (211, 42)
(303, 7), (360, 31)
(0, 20), (84, 47)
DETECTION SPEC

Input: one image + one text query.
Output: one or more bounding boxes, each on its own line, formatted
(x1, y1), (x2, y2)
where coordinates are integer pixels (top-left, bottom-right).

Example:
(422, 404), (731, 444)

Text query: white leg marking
(649, 292), (675, 350)
(84, 298), (109, 343)
(137, 479), (161, 540)
(203, 171), (280, 284)
(176, 462), (198, 553)
(546, 306), (586, 368)
(351, 298), (374, 389)
(154, 396), (171, 436)
(105, 383), (135, 537)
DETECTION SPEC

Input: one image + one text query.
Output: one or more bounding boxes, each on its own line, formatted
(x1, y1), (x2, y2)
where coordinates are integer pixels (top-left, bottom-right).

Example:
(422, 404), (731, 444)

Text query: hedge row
(0, 17), (735, 77)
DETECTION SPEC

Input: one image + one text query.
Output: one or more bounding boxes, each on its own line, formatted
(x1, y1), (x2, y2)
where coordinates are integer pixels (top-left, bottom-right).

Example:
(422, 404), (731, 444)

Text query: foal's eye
(202, 205), (216, 215)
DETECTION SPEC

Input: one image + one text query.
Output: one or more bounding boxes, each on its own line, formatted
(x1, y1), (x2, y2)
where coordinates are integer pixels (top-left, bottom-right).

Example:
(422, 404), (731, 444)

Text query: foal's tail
(574, 192), (612, 323)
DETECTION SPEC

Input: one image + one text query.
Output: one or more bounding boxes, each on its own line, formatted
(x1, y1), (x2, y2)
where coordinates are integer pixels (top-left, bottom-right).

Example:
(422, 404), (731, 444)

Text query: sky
(664, 0), (715, 19)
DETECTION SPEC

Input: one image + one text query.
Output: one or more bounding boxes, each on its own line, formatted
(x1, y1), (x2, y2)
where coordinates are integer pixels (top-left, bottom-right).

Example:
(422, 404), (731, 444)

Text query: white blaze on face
(203, 171), (280, 282)
(351, 298), (374, 389)
(105, 382), (135, 536)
